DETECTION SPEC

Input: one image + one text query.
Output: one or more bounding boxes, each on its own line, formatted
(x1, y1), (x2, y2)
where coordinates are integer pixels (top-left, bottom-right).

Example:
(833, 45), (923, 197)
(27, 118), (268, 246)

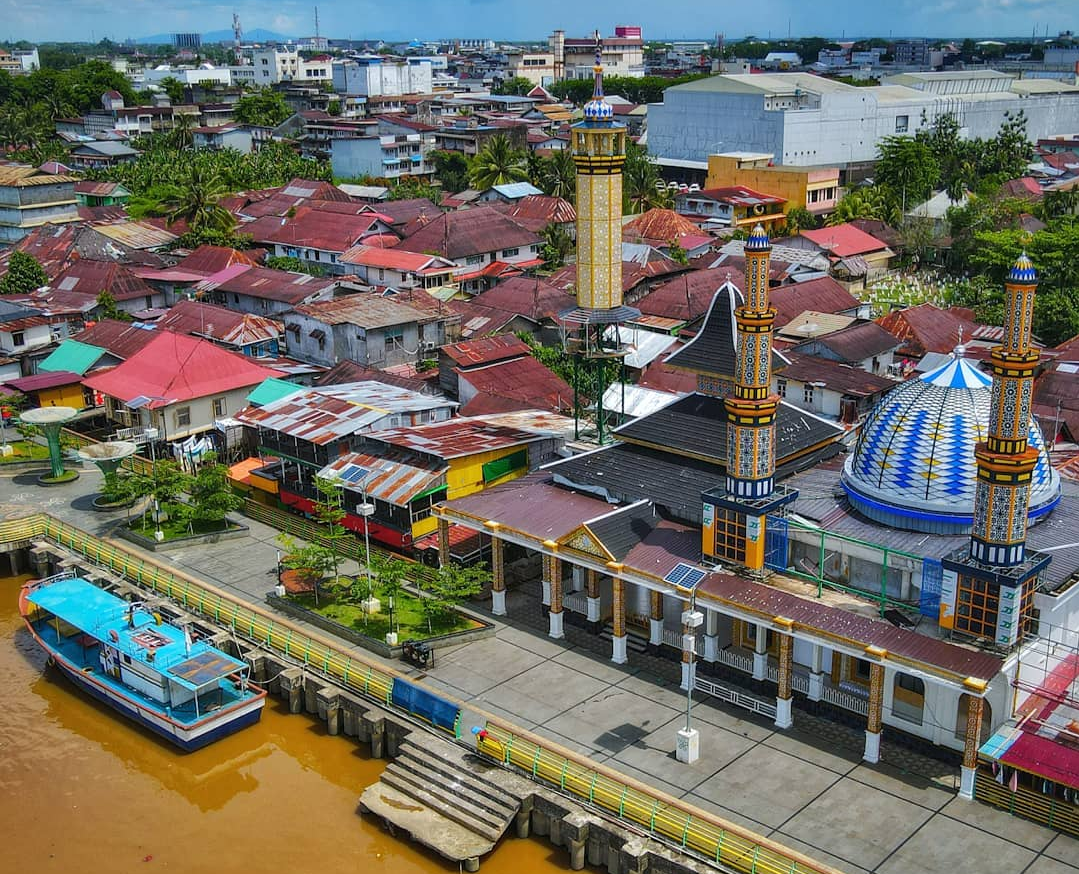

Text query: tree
(370, 553), (408, 633)
(313, 476), (349, 586)
(539, 222), (573, 268)
(783, 205), (819, 234)
(827, 186), (900, 226)
(95, 291), (132, 322)
(419, 561), (489, 633)
(622, 142), (672, 213)
(666, 240), (689, 265)
(429, 149), (469, 193)
(277, 533), (336, 605)
(170, 112), (196, 151)
(165, 164), (236, 234)
(493, 76), (533, 96)
(536, 148), (576, 202)
(468, 133), (528, 190)
(188, 452), (241, 530)
(265, 255), (324, 276)
(233, 90), (293, 127)
(158, 76), (185, 105)
(0, 252), (47, 295)
(388, 178), (441, 202)
(875, 136), (939, 213)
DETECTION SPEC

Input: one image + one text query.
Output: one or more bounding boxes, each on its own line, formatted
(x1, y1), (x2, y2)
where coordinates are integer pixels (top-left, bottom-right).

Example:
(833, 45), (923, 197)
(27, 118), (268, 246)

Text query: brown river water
(0, 573), (563, 874)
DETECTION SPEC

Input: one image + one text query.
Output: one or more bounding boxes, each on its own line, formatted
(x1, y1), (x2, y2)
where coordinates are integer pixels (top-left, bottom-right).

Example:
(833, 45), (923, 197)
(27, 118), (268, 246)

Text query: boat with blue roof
(19, 572), (266, 751)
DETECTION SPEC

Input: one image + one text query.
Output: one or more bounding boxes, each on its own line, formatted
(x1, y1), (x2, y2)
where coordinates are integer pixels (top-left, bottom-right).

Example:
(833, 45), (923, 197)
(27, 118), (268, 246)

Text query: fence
(477, 724), (838, 874)
(3, 513), (843, 874)
(694, 675), (778, 721)
(821, 684), (870, 716)
(975, 772), (1079, 837)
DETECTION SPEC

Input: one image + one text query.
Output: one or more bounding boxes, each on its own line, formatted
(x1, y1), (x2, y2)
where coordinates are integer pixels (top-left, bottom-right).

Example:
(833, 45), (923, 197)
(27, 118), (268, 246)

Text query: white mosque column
(864, 654), (886, 764)
(774, 618), (794, 729)
(586, 569), (601, 625)
(703, 609), (719, 663)
(649, 589), (663, 649)
(611, 569), (627, 664)
(752, 623), (768, 681)
(808, 643), (824, 702)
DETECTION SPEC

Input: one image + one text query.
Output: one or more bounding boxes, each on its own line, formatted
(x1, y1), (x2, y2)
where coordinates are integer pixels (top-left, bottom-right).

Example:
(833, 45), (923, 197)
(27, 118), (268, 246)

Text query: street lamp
(677, 582), (704, 764)
(355, 478), (377, 627)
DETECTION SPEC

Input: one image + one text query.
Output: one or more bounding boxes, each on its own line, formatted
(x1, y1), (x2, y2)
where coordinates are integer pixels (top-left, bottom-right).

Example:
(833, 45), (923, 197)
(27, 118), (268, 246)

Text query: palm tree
(468, 133), (528, 190)
(165, 164), (235, 233)
(170, 113), (197, 151)
(622, 146), (672, 213)
(539, 222), (574, 267)
(539, 149), (576, 202)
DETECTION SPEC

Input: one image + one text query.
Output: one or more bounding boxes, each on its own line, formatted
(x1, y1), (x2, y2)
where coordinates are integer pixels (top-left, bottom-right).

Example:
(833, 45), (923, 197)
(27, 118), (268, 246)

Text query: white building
(332, 58), (433, 97)
(648, 70), (1079, 168)
(548, 30), (645, 80)
(141, 63), (232, 88)
(250, 47), (301, 84)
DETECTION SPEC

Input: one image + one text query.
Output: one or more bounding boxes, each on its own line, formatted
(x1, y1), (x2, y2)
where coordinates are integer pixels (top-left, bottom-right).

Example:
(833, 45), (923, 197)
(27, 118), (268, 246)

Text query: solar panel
(338, 463), (369, 484)
(663, 563), (707, 588)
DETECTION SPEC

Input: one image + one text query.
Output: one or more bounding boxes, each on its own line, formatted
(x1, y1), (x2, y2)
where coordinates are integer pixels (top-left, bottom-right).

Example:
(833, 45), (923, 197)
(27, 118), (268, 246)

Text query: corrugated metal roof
(246, 377), (304, 407)
(457, 355), (574, 414)
(292, 294), (434, 330)
(236, 381), (455, 445)
(441, 335), (530, 367)
(319, 449), (446, 507)
(93, 221), (177, 250)
(371, 417), (543, 459)
(158, 300), (282, 347)
(37, 340), (106, 375)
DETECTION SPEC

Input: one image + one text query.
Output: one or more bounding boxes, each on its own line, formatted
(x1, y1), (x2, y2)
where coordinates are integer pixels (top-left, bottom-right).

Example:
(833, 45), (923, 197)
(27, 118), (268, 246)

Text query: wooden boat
(19, 572), (266, 751)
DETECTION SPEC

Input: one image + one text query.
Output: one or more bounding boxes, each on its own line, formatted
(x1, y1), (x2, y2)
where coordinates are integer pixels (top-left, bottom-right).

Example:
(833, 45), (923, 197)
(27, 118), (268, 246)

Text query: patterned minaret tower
(724, 225), (779, 500)
(970, 253), (1041, 567)
(943, 252), (1051, 650)
(572, 31), (625, 312)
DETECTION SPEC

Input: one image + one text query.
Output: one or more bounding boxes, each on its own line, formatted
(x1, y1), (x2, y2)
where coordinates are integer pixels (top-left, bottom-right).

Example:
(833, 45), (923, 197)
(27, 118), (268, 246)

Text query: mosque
(434, 45), (1079, 831)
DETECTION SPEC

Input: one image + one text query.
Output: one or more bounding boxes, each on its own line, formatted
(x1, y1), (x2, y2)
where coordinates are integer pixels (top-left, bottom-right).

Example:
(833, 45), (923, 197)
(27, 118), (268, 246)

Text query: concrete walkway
(5, 465), (1078, 874)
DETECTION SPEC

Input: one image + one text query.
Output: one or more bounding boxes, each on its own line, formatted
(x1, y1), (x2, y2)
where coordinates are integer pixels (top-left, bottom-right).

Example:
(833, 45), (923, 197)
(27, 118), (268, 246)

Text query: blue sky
(5, 0), (1076, 44)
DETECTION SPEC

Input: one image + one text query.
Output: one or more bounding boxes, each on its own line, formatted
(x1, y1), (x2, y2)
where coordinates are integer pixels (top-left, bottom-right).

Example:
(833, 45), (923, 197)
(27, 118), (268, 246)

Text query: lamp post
(356, 478), (376, 617)
(677, 582), (704, 764)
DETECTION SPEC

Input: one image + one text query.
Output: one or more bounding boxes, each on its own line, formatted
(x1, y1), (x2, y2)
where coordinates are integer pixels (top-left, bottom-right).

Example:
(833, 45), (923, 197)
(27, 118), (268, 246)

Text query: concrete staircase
(380, 738), (522, 843)
(599, 622), (650, 654)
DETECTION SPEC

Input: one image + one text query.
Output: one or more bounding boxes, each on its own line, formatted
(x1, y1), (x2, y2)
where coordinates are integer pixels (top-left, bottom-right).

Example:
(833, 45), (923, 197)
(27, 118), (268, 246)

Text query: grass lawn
(292, 587), (478, 642)
(128, 514), (238, 541)
(0, 440), (50, 463)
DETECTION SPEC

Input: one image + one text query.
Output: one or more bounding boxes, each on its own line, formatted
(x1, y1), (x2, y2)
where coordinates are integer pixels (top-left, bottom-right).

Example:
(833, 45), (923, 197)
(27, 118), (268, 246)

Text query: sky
(3, 0), (1076, 44)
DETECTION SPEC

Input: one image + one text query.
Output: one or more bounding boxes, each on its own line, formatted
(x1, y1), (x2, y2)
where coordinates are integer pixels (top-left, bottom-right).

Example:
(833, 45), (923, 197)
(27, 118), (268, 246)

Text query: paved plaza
(4, 466), (1078, 874)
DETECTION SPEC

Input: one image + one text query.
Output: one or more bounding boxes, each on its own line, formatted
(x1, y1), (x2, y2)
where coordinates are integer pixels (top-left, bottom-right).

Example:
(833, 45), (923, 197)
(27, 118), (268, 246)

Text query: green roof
(38, 340), (106, 376)
(246, 377), (303, 407)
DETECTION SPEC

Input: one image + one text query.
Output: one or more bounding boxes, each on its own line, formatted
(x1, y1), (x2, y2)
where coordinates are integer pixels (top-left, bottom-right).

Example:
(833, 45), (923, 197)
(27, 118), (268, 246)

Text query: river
(0, 573), (562, 874)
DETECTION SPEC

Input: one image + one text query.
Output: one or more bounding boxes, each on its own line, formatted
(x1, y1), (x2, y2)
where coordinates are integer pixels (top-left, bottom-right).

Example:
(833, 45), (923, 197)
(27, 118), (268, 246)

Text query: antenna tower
(233, 12), (242, 48)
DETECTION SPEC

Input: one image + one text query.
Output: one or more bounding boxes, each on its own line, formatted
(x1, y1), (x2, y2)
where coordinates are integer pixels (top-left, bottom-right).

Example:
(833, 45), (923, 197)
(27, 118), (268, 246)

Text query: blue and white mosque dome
(841, 351), (1060, 534)
(582, 96), (614, 121)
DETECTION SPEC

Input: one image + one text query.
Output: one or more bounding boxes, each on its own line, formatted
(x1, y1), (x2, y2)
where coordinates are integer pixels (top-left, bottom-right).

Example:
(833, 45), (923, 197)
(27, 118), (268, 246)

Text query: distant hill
(133, 28), (294, 45)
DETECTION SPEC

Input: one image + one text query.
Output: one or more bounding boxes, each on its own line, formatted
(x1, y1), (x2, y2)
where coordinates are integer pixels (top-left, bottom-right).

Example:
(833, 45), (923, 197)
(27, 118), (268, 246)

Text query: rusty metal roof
(93, 220), (177, 251)
(370, 417), (544, 460)
(440, 334), (530, 368)
(157, 300), (282, 347)
(319, 449), (447, 507)
(292, 295), (435, 329)
(236, 381), (455, 445)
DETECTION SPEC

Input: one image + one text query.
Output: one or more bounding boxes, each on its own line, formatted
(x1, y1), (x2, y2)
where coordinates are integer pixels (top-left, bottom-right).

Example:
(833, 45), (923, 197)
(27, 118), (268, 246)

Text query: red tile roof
(800, 224), (891, 258)
(623, 209), (703, 245)
(876, 303), (978, 358)
(458, 355), (574, 414)
(395, 206), (540, 260)
(2, 370), (83, 392)
(1001, 176), (1044, 201)
(83, 332), (283, 406)
(506, 194), (576, 227)
(441, 334), (530, 368)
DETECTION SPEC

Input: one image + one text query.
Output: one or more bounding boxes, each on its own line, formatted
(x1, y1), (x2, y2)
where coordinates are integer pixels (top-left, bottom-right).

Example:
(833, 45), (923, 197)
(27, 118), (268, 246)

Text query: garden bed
(0, 441), (50, 464)
(266, 589), (495, 659)
(118, 517), (249, 550)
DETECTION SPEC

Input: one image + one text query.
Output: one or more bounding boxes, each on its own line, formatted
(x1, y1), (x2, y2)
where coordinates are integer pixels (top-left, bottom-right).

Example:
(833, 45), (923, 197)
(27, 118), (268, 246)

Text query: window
(378, 268), (385, 281)
(482, 448), (528, 483)
(10, 331), (24, 347)
(175, 406), (191, 428)
(776, 378), (787, 398)
(502, 247), (519, 258)
(385, 326), (404, 349)
(465, 255), (483, 265)
(212, 397), (227, 418)
(895, 115), (909, 133)
(711, 507), (746, 565)
(892, 672), (925, 725)
(803, 384), (814, 404)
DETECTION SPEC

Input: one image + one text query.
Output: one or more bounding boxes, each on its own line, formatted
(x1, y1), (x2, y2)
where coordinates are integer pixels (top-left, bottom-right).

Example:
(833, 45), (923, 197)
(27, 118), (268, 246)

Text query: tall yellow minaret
(572, 31), (625, 312)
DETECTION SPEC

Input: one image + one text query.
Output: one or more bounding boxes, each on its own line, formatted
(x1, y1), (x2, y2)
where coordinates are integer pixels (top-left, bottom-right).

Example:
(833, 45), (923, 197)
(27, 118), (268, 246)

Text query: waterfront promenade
(3, 468), (1077, 874)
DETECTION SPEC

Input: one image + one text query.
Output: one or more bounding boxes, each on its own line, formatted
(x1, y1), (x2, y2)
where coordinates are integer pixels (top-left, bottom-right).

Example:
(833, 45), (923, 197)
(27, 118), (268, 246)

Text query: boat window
(123, 654), (131, 664)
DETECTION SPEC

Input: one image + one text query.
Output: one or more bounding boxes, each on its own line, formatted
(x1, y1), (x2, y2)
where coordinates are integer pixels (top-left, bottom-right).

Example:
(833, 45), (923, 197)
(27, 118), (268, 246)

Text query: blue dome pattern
(583, 97), (614, 121)
(745, 224), (770, 251)
(841, 354), (1059, 533)
(1010, 251), (1037, 284)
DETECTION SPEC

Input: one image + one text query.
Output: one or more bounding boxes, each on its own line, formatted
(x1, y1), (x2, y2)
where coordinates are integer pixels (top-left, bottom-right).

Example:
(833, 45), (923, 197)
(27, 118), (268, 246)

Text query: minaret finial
(592, 29), (604, 100)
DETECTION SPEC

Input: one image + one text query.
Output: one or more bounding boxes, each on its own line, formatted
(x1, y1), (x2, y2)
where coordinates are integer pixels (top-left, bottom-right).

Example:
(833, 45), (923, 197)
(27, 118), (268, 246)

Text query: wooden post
(611, 570), (627, 664)
(490, 532), (506, 616)
(649, 589), (663, 649)
(437, 516), (450, 568)
(864, 647), (886, 763)
(774, 616), (794, 729)
(545, 542), (563, 639)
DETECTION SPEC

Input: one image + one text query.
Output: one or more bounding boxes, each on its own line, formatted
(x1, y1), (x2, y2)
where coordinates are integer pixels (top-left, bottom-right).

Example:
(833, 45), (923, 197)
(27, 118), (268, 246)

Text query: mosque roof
(841, 352), (1060, 533)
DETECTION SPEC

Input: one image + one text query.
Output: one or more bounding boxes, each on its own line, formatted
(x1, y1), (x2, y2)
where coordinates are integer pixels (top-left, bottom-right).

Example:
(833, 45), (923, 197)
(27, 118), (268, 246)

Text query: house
(907, 189), (971, 235)
(192, 125), (253, 154)
(0, 370), (95, 411)
(675, 186), (787, 230)
(359, 197), (440, 232)
(156, 300), (283, 358)
(501, 194), (576, 235)
(797, 224), (896, 284)
(635, 267), (746, 330)
(438, 335), (532, 398)
(0, 297), (54, 367)
(252, 207), (396, 275)
(197, 265), (338, 316)
(83, 331), (283, 442)
(72, 319), (159, 364)
(453, 349), (575, 415)
(476, 182), (544, 204)
(47, 259), (165, 316)
(329, 133), (435, 183)
(769, 276), (867, 330)
(622, 209), (712, 256)
(791, 320), (900, 375)
(0, 163), (79, 243)
(876, 303), (981, 361)
(37, 338), (109, 376)
(67, 141), (139, 170)
(548, 245), (690, 307)
(338, 246), (457, 291)
(283, 294), (451, 369)
(73, 181), (131, 207)
(773, 351), (896, 423)
(394, 207), (542, 290)
(705, 153), (840, 218)
(469, 277), (574, 340)
(314, 358), (438, 395)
